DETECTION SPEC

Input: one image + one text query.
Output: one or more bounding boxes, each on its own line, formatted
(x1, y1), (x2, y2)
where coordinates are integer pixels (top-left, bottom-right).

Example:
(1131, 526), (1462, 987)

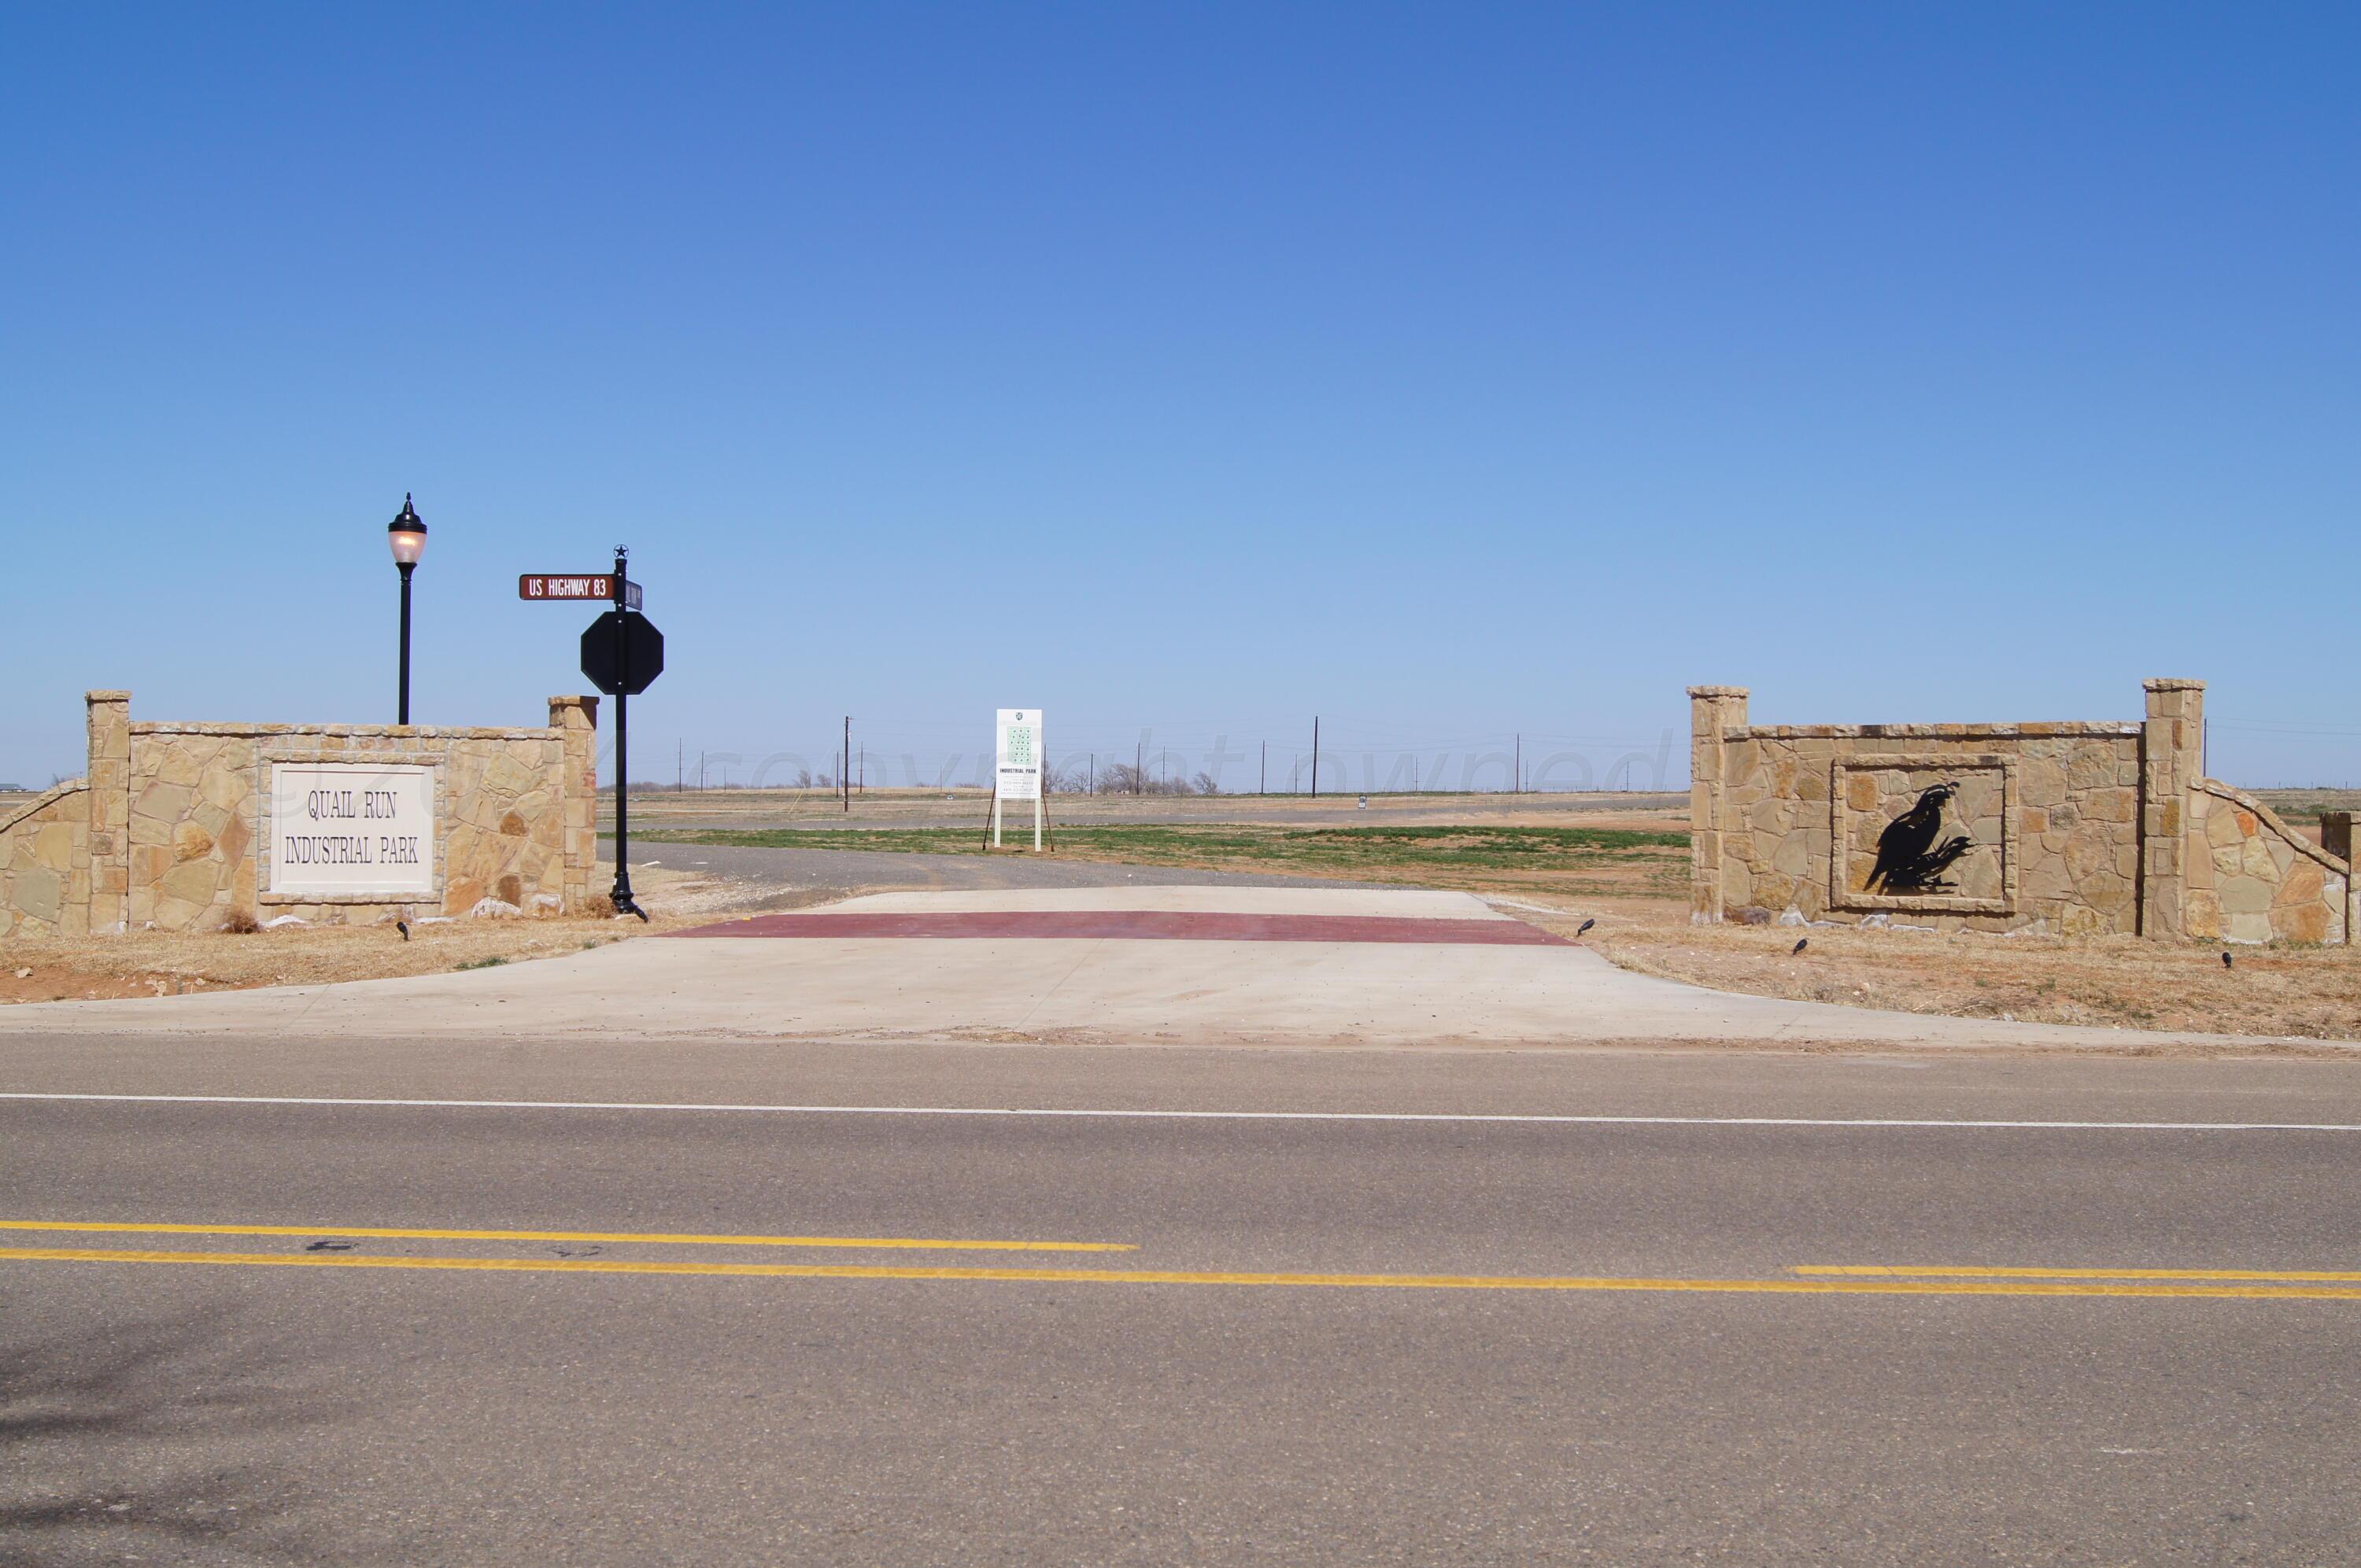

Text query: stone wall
(1, 690), (601, 936)
(0, 780), (93, 939)
(1690, 678), (2352, 945)
(2185, 782), (2349, 946)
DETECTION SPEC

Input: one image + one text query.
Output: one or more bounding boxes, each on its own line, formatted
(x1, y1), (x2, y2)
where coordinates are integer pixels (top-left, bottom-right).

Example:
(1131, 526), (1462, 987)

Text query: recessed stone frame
(257, 751), (449, 905)
(1829, 753), (2019, 917)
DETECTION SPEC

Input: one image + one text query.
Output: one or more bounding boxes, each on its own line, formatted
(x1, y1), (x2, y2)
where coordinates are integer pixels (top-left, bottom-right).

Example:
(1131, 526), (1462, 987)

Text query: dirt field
(1525, 910), (2361, 1042)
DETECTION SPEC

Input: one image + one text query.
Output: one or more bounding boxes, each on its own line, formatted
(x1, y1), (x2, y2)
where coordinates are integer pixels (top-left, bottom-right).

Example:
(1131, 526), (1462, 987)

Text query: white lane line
(0, 1092), (2356, 1132)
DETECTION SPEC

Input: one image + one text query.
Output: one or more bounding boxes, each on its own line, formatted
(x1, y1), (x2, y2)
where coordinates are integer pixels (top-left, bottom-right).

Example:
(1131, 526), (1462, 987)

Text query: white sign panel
(996, 709), (1043, 802)
(269, 763), (436, 897)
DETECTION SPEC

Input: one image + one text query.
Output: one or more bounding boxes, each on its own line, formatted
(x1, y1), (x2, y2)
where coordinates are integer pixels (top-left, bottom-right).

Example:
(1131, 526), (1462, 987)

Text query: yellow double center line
(0, 1229), (2357, 1298)
(0, 1219), (1132, 1253)
(2, 1247), (2358, 1297)
(1798, 1264), (2361, 1283)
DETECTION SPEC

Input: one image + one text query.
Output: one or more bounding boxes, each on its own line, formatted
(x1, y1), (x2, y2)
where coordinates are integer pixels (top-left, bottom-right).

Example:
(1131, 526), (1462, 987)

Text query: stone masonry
(0, 777), (91, 939)
(1689, 679), (2350, 944)
(2187, 781), (2351, 946)
(0, 692), (603, 935)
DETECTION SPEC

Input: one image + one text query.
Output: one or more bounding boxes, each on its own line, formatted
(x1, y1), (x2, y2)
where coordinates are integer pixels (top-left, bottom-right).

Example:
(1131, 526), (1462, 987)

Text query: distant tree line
(1051, 762), (1220, 796)
(619, 758), (1228, 795)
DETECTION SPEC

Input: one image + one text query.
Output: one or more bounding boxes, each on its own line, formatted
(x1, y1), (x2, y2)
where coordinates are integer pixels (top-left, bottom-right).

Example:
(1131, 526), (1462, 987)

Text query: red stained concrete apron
(668, 911), (1569, 946)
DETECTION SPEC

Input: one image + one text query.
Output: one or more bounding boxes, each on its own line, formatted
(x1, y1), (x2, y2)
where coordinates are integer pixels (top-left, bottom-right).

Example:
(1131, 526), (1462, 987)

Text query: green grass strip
(610, 822), (1687, 873)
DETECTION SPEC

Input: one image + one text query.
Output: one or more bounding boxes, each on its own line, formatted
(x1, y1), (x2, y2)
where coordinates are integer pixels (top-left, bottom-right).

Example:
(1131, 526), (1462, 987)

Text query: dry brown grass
(0, 868), (772, 1006)
(1517, 907), (2361, 1042)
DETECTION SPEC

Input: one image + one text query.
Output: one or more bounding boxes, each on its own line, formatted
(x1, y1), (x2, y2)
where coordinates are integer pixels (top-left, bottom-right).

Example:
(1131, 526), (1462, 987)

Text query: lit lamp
(387, 494), (427, 724)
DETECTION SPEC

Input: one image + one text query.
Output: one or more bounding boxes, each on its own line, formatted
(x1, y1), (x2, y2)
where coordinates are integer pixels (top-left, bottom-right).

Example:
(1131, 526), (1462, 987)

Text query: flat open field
(611, 784), (1684, 832)
(628, 819), (1693, 907)
(619, 787), (1697, 908)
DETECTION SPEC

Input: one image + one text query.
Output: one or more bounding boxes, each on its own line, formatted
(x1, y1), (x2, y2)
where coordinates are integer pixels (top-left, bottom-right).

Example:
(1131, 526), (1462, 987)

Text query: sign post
(535, 553), (662, 918)
(609, 552), (640, 917)
(995, 709), (1044, 851)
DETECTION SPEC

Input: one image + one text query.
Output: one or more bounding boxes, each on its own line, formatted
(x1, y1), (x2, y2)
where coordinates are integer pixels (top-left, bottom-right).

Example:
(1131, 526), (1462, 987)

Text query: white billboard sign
(993, 709), (1045, 850)
(269, 762), (436, 897)
(996, 709), (1043, 802)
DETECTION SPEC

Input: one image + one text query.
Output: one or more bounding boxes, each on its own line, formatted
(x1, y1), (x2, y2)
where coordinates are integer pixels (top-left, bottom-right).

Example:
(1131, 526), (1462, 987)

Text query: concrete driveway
(1, 887), (2346, 1053)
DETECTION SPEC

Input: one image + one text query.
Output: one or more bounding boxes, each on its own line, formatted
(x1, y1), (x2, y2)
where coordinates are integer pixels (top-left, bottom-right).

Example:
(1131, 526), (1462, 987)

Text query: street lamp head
(387, 493), (427, 566)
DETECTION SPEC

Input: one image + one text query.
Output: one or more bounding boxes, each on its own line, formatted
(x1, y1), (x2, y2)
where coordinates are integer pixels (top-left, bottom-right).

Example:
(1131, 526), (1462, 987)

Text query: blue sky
(3, 5), (2354, 791)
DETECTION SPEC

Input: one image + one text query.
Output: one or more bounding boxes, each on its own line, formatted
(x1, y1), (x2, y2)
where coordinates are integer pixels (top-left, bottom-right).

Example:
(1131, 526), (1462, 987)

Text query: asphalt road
(6, 1040), (2360, 1565)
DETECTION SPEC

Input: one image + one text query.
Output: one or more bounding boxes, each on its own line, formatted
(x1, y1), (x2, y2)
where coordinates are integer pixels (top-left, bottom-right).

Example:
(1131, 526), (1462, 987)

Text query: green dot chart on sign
(995, 708), (1046, 811)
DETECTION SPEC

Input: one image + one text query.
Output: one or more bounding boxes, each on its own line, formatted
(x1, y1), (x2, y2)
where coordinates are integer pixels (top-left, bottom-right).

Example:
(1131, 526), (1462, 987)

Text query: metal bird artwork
(1792, 938), (1809, 955)
(1865, 782), (1976, 892)
(396, 921), (410, 941)
(1576, 918), (1597, 939)
(2222, 951), (2234, 969)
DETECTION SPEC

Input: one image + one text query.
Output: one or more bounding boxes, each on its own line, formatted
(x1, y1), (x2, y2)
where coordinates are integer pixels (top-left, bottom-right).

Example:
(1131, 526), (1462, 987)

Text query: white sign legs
(990, 784), (1043, 851)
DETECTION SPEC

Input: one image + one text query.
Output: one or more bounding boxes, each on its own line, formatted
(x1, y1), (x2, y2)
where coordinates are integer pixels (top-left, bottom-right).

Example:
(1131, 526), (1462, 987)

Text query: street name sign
(522, 574), (641, 611)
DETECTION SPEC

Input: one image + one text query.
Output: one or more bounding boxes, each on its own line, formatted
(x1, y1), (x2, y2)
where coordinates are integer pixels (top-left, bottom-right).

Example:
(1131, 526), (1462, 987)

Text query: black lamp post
(386, 495), (427, 724)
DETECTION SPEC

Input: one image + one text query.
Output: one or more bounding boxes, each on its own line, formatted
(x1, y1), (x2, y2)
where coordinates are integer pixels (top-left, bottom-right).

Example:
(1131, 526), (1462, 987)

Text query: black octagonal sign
(581, 609), (663, 697)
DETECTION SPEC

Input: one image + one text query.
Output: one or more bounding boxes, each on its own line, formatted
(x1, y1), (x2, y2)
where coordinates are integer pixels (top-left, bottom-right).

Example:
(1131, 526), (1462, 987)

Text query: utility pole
(1310, 717), (1320, 799)
(1134, 737), (1143, 795)
(678, 740), (683, 793)
(1089, 752), (1096, 793)
(1261, 740), (1266, 795)
(843, 717), (851, 813)
(1515, 733), (1521, 794)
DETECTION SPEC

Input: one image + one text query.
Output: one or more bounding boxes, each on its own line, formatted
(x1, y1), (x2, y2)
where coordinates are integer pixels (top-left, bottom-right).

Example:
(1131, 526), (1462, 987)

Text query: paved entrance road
(5, 1043), (2359, 1565)
(14, 887), (2324, 1053)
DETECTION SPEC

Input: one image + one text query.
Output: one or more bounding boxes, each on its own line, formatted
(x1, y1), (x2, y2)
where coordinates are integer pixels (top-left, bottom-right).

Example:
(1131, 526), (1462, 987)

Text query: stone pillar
(1687, 686), (1749, 924)
(550, 695), (601, 911)
(84, 690), (131, 935)
(2139, 678), (2205, 939)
